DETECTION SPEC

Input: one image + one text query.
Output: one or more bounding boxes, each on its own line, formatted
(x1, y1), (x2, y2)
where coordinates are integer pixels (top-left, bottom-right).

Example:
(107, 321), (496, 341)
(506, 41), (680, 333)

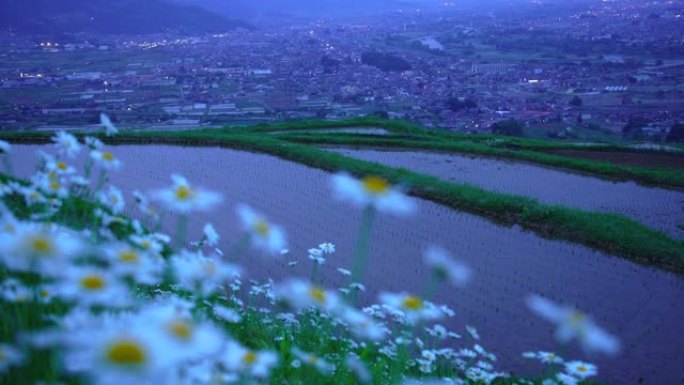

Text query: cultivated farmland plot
(329, 148), (684, 238)
(10, 144), (684, 384)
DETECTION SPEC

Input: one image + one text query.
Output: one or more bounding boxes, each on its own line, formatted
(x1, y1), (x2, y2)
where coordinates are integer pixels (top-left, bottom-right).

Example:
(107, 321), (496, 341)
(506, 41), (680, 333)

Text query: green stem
(94, 168), (107, 194)
(350, 206), (375, 304)
(225, 234), (250, 261)
(423, 270), (441, 302)
(2, 156), (13, 176)
(311, 261), (319, 284)
(175, 214), (188, 249)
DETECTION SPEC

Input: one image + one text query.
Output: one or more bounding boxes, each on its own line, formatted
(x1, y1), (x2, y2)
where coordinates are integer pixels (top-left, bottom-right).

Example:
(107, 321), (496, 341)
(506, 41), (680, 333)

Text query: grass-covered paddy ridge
(2, 122), (683, 276)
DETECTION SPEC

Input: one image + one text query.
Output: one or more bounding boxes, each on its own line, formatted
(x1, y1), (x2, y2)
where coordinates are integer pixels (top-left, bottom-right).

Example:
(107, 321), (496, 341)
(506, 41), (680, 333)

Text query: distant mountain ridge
(0, 0), (251, 35)
(170, 0), (421, 19)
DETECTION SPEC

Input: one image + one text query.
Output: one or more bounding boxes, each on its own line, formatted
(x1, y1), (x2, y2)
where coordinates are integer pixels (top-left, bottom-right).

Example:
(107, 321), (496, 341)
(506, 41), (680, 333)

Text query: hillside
(0, 0), (251, 35)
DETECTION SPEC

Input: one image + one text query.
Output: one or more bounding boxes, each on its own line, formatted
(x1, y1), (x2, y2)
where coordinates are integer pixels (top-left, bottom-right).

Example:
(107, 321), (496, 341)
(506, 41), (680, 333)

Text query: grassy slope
(3, 117), (683, 190)
(2, 123), (683, 275)
(273, 133), (684, 190)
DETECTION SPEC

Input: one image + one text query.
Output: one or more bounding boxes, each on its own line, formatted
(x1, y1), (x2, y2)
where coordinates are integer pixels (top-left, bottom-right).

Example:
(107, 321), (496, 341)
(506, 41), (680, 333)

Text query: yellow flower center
(203, 262), (217, 276)
(402, 295), (423, 310)
(119, 250), (139, 263)
(48, 172), (58, 180)
(80, 275), (105, 290)
(309, 287), (326, 303)
(31, 237), (53, 254)
(253, 220), (270, 236)
(308, 355), (318, 365)
(102, 152), (115, 161)
(106, 340), (147, 365)
(578, 365), (587, 372)
(175, 185), (193, 201)
(57, 162), (68, 170)
(40, 289), (49, 298)
(243, 351), (257, 364)
(168, 320), (193, 340)
(49, 181), (60, 191)
(362, 176), (390, 194)
(569, 310), (586, 325)
(140, 241), (151, 249)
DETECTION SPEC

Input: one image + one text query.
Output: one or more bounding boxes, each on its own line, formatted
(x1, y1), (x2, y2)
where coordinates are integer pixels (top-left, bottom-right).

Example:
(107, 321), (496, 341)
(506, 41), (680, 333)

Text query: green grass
(273, 133), (684, 190)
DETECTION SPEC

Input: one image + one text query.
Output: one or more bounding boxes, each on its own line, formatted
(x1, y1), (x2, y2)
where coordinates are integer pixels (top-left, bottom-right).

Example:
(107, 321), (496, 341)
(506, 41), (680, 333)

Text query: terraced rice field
(11, 144), (684, 384)
(330, 148), (684, 238)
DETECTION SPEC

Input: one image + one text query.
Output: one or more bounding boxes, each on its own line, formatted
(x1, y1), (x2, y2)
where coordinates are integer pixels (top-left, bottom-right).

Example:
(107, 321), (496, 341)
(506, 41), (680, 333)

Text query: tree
(446, 97), (477, 112)
(570, 95), (583, 107)
(491, 119), (524, 137)
(666, 124), (684, 143)
(622, 116), (650, 139)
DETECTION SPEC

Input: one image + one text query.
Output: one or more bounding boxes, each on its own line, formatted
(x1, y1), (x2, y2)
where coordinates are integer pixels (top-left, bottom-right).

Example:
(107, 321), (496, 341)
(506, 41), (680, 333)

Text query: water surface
(9, 145), (684, 384)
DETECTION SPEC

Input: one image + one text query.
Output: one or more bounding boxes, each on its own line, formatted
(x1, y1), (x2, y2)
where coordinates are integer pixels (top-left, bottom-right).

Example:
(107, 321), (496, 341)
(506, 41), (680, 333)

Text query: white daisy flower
(308, 248), (326, 265)
(52, 131), (81, 158)
(1, 279), (33, 303)
(213, 305), (242, 323)
(46, 160), (76, 175)
(19, 185), (47, 206)
(103, 242), (164, 285)
(236, 204), (286, 255)
(171, 250), (241, 296)
(526, 294), (620, 355)
(33, 172), (69, 198)
(337, 268), (351, 276)
(345, 354), (371, 383)
(0, 343), (23, 372)
(57, 267), (131, 308)
(141, 304), (224, 362)
(84, 136), (104, 150)
(522, 351), (563, 364)
(424, 246), (471, 287)
(337, 307), (388, 341)
(275, 279), (342, 313)
(539, 351), (564, 364)
(98, 186), (125, 214)
(318, 242), (336, 254)
(129, 234), (164, 256)
(222, 340), (278, 378)
(292, 347), (335, 374)
(556, 372), (579, 385)
(100, 113), (119, 136)
(379, 292), (442, 325)
(90, 150), (122, 171)
(0, 140), (11, 154)
(202, 223), (219, 247)
(331, 173), (416, 216)
(564, 360), (597, 379)
(466, 325), (480, 340)
(0, 222), (82, 276)
(64, 321), (172, 385)
(151, 174), (222, 214)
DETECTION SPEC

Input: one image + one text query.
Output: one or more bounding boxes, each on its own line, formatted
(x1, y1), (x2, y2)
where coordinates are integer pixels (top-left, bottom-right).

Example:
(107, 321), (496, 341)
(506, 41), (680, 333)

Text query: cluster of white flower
(0, 133), (622, 385)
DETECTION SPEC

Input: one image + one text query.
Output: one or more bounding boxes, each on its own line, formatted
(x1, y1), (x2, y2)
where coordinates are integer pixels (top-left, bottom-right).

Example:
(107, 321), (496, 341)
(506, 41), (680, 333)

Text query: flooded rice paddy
(10, 144), (684, 384)
(330, 148), (684, 238)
